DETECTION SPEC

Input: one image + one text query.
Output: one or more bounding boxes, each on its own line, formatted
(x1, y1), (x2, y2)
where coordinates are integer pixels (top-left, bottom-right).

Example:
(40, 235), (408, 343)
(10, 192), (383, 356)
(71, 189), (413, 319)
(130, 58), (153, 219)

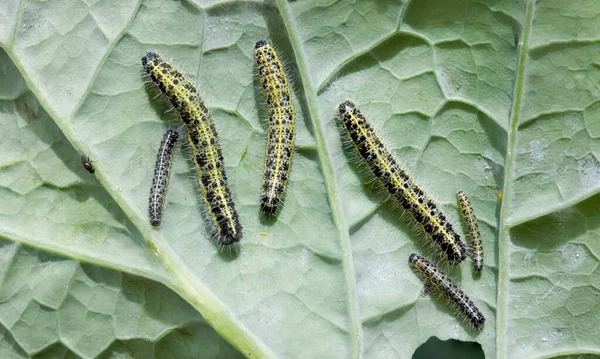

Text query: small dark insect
(80, 155), (95, 174)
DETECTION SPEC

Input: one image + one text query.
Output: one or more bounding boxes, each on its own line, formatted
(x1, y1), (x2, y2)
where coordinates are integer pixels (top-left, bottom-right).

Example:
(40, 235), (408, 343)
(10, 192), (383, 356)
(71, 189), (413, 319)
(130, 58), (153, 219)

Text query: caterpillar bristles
(142, 52), (243, 246)
(409, 253), (485, 330)
(174, 133), (246, 251)
(254, 39), (296, 215)
(336, 100), (466, 264)
(149, 129), (179, 227)
(457, 190), (484, 273)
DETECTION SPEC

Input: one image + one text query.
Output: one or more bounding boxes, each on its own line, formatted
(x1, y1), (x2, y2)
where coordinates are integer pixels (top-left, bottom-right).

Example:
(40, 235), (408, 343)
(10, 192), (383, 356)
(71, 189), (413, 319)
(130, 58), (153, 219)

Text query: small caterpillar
(149, 129), (179, 227)
(254, 40), (296, 214)
(80, 154), (95, 174)
(142, 52), (242, 245)
(336, 101), (466, 264)
(457, 190), (483, 272)
(409, 253), (485, 330)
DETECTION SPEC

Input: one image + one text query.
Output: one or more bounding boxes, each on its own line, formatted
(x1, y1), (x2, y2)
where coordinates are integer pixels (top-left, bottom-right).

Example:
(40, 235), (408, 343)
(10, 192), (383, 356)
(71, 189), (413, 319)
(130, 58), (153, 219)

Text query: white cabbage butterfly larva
(142, 52), (242, 245)
(457, 190), (483, 272)
(254, 40), (296, 215)
(149, 129), (179, 227)
(336, 100), (466, 264)
(409, 253), (485, 329)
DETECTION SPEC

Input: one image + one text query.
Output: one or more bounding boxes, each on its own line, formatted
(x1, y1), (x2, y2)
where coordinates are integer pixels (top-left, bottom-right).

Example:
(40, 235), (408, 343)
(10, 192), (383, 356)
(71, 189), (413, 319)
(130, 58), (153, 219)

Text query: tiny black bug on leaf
(80, 154), (95, 174)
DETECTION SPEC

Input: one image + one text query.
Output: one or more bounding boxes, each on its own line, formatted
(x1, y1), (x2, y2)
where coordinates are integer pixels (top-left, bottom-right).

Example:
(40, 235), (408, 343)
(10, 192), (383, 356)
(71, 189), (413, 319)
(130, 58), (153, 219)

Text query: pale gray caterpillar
(149, 129), (179, 227)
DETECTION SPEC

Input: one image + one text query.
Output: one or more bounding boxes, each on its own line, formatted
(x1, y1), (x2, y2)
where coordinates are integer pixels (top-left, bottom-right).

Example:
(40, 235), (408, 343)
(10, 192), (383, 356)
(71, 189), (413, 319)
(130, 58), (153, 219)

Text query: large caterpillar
(254, 40), (296, 214)
(142, 52), (242, 245)
(148, 129), (179, 227)
(336, 100), (466, 264)
(409, 253), (485, 330)
(457, 190), (483, 272)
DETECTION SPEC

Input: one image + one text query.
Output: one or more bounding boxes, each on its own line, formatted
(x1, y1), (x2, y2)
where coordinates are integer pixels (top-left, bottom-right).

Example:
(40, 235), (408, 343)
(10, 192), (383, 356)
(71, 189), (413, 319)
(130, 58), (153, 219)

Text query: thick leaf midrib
(0, 46), (176, 286)
(9, 54), (275, 359)
(3, 6), (276, 359)
(497, 1), (536, 358)
(276, 1), (363, 358)
(0, 227), (173, 285)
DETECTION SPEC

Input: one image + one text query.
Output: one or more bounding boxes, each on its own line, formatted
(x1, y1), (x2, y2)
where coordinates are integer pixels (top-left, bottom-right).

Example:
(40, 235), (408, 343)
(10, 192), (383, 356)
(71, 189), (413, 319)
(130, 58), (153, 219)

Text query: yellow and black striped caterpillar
(254, 40), (296, 214)
(336, 100), (466, 264)
(409, 253), (485, 330)
(457, 190), (483, 272)
(149, 129), (179, 227)
(142, 52), (242, 245)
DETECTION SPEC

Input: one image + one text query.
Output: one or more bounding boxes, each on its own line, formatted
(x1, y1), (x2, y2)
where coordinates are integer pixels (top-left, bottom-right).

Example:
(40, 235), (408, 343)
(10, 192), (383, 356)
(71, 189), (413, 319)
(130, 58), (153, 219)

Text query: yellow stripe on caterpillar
(254, 40), (296, 215)
(336, 100), (466, 264)
(142, 52), (242, 245)
(457, 190), (483, 272)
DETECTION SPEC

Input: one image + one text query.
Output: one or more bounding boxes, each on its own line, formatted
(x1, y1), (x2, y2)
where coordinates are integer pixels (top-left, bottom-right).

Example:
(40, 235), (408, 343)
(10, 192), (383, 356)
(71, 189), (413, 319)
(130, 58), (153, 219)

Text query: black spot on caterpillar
(336, 100), (466, 264)
(149, 129), (179, 227)
(254, 40), (296, 215)
(142, 52), (243, 245)
(409, 253), (485, 330)
(80, 155), (95, 174)
(457, 190), (483, 272)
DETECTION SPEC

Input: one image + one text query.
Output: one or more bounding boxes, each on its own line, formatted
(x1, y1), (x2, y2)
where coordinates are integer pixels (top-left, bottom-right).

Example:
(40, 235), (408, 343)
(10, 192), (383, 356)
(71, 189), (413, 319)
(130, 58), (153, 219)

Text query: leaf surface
(0, 0), (599, 358)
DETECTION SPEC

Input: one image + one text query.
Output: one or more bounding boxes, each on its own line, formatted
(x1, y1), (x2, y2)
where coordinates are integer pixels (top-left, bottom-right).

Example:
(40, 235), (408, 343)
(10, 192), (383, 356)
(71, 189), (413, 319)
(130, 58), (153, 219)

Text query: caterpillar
(148, 129), (179, 227)
(254, 40), (296, 214)
(80, 154), (95, 174)
(409, 253), (485, 330)
(336, 101), (466, 264)
(142, 52), (243, 245)
(457, 190), (483, 272)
